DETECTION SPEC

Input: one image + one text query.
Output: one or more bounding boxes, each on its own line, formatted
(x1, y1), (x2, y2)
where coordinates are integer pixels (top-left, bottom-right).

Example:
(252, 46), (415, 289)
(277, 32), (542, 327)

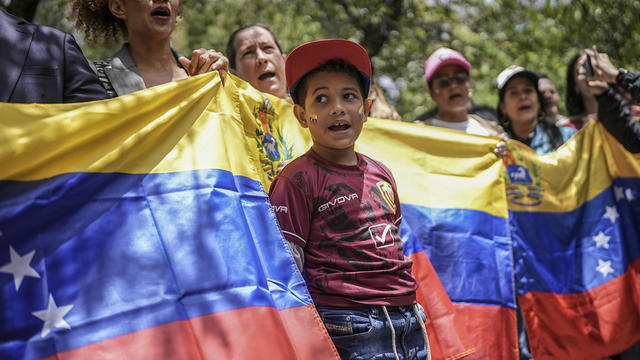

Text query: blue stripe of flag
(400, 204), (514, 308)
(511, 178), (640, 295)
(0, 169), (309, 359)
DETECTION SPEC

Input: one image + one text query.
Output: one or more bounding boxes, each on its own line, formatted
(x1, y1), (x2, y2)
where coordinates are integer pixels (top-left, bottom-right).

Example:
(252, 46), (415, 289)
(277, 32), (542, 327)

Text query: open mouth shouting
(258, 71), (276, 81)
(151, 6), (171, 20)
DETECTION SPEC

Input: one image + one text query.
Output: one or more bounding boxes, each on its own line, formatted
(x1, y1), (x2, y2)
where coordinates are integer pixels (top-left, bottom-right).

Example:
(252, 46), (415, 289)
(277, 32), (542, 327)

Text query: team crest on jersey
(503, 145), (544, 206)
(377, 181), (396, 213)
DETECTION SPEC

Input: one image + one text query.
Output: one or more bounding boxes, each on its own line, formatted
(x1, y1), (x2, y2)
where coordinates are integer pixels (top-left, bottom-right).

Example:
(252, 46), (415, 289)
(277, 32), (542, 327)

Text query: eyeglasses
(431, 74), (470, 90)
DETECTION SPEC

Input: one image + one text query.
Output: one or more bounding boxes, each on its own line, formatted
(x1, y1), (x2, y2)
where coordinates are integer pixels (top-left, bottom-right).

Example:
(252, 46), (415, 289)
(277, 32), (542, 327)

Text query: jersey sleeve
(390, 172), (403, 225)
(268, 175), (311, 248)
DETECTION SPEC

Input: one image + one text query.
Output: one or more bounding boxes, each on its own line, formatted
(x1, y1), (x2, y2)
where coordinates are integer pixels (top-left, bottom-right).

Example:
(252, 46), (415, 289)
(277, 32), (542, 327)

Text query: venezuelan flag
(357, 121), (514, 359)
(506, 121), (640, 359)
(0, 73), (337, 359)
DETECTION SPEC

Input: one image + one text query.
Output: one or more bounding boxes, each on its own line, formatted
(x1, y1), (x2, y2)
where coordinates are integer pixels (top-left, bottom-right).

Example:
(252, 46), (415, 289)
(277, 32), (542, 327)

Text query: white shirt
(429, 117), (493, 136)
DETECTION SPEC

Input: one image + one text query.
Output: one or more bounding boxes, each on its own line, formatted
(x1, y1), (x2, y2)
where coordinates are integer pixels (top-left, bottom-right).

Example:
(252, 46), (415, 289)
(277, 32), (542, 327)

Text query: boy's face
(294, 71), (370, 158)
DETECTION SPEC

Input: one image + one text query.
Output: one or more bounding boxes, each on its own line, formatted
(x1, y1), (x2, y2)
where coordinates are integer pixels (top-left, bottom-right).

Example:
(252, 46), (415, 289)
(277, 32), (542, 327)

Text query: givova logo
(317, 193), (358, 212)
(272, 205), (288, 213)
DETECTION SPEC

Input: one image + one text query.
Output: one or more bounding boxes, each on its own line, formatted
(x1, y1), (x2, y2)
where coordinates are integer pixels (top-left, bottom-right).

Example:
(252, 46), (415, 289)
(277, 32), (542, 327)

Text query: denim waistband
(315, 304), (418, 314)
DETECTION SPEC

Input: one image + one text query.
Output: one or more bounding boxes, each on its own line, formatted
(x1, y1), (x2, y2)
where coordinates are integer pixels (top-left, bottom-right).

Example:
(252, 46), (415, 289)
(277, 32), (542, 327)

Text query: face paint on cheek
(358, 105), (364, 120)
(309, 115), (318, 124)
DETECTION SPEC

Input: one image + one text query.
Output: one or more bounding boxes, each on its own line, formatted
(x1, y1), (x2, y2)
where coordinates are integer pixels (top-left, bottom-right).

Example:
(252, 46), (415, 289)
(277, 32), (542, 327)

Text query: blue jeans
(316, 304), (428, 360)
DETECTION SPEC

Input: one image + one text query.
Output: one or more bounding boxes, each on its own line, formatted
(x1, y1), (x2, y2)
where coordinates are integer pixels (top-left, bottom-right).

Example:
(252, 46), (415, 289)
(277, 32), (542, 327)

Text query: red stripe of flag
(410, 251), (478, 359)
(44, 305), (338, 360)
(521, 257), (640, 360)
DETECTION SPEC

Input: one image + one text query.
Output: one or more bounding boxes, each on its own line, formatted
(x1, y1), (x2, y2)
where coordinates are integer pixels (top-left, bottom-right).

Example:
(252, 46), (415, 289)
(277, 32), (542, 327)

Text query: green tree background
(4, 0), (639, 121)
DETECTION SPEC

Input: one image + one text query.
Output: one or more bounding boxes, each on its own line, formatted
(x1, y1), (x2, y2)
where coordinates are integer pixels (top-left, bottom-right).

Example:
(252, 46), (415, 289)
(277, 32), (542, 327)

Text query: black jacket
(616, 68), (640, 100)
(597, 84), (640, 153)
(0, 9), (107, 103)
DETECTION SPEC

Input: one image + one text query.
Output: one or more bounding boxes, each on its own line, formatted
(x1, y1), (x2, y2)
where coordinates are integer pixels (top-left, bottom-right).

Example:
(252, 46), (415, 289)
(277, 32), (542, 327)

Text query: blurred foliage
(11, 0), (640, 121)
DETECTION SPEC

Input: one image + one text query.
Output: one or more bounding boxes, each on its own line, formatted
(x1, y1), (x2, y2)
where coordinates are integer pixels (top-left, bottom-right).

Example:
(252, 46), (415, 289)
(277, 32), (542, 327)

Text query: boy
(269, 39), (430, 360)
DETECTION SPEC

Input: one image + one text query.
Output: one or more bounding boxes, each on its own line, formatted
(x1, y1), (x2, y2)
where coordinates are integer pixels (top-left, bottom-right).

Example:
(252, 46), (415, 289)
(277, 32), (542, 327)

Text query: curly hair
(70, 0), (127, 43)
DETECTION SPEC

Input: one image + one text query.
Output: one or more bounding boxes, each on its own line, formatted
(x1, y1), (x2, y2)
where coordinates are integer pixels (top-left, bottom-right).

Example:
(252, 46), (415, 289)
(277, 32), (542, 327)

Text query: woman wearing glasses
(414, 47), (505, 137)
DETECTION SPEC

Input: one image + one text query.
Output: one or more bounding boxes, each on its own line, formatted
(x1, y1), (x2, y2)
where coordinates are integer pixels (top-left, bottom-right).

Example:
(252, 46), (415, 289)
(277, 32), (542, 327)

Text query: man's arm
(616, 69), (640, 101)
(596, 88), (640, 153)
(62, 32), (107, 103)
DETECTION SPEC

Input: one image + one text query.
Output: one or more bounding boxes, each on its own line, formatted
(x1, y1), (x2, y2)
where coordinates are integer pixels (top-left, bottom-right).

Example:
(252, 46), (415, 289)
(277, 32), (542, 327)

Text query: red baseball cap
(286, 39), (372, 104)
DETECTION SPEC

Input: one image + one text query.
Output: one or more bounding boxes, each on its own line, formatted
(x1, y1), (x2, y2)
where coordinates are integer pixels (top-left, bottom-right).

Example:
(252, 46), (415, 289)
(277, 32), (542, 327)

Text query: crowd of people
(2, 4), (640, 360)
(4, 4), (638, 154)
(3, 4), (638, 154)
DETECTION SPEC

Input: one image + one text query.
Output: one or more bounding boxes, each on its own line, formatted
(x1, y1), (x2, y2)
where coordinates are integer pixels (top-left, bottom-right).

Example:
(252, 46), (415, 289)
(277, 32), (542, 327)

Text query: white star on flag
(0, 246), (40, 291)
(32, 294), (74, 338)
(595, 259), (614, 277)
(626, 188), (636, 202)
(603, 206), (619, 224)
(593, 231), (611, 249)
(614, 186), (625, 201)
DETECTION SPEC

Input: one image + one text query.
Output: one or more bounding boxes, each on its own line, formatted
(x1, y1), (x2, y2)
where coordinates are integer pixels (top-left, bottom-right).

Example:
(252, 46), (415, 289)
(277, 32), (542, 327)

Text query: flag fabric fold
(356, 121), (515, 359)
(2, 70), (639, 360)
(505, 121), (640, 359)
(0, 72), (337, 360)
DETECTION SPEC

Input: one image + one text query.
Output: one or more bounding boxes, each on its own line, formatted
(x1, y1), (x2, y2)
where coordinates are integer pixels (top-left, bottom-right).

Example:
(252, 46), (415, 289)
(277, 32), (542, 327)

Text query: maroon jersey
(268, 149), (417, 306)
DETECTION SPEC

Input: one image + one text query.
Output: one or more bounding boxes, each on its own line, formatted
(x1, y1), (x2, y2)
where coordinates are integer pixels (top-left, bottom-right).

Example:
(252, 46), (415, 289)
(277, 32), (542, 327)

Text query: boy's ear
(363, 98), (373, 122)
(293, 104), (308, 128)
(108, 0), (126, 20)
